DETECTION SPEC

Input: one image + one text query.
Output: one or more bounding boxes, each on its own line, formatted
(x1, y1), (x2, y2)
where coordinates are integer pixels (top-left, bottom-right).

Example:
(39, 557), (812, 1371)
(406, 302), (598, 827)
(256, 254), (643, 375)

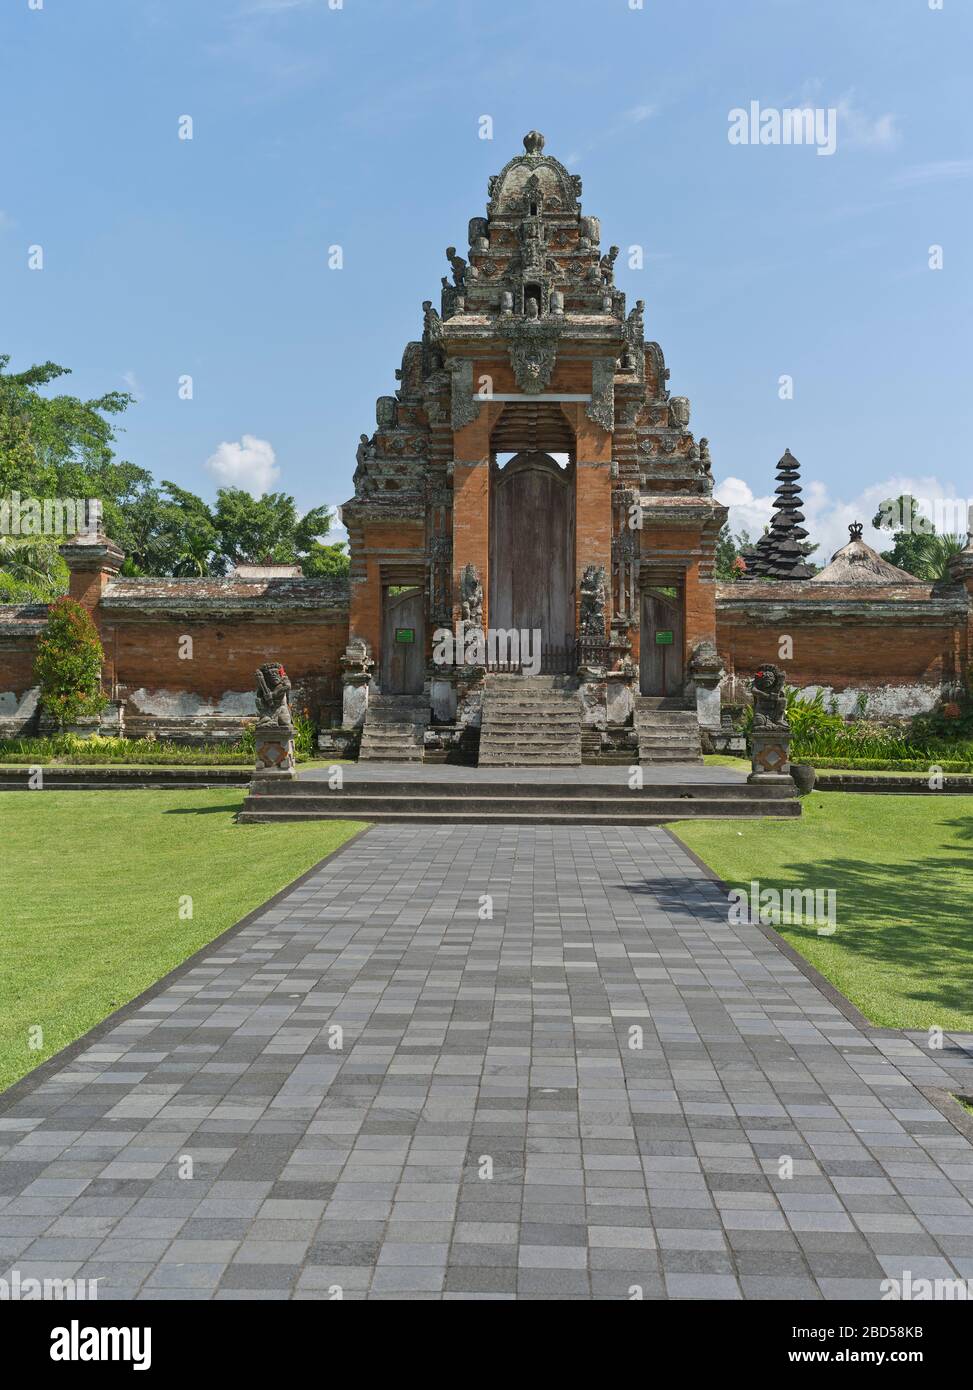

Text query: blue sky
(2, 0), (971, 557)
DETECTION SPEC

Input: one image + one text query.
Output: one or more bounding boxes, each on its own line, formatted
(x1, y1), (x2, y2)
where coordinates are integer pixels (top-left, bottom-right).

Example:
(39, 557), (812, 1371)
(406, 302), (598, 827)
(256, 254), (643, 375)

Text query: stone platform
(238, 762), (800, 825)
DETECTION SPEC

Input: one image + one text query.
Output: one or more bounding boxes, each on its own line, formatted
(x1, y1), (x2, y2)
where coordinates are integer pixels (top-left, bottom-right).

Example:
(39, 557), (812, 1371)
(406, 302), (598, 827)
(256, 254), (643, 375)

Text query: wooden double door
(489, 452), (575, 665)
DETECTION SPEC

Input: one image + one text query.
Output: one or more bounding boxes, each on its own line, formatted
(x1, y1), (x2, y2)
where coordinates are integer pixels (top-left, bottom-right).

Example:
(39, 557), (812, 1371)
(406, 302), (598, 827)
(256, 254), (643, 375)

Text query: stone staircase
(239, 777), (800, 825)
(477, 674), (582, 766)
(636, 696), (703, 765)
(358, 694), (429, 762)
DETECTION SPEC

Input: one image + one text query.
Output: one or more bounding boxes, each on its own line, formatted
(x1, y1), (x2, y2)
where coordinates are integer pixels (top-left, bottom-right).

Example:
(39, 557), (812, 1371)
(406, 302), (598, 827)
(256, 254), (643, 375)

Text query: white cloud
(206, 435), (279, 496)
(121, 370), (144, 402)
(714, 476), (775, 543)
(835, 93), (898, 150)
(322, 507), (347, 546)
(717, 472), (969, 565)
(890, 160), (973, 188)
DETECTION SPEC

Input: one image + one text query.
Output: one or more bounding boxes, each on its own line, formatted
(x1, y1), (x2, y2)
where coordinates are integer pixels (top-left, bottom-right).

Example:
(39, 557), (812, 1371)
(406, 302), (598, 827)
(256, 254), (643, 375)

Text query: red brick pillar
(562, 403), (613, 636)
(451, 405), (500, 630)
(59, 531), (124, 612)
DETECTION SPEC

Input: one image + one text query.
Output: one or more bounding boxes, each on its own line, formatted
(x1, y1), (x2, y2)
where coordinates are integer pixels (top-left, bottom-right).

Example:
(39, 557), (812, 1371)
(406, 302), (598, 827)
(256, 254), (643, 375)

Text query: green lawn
(671, 793), (973, 1031)
(0, 791), (366, 1093)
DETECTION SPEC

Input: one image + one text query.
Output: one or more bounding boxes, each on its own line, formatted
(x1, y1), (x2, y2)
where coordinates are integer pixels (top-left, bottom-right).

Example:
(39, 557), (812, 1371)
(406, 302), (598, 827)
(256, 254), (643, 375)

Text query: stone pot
(790, 763), (817, 794)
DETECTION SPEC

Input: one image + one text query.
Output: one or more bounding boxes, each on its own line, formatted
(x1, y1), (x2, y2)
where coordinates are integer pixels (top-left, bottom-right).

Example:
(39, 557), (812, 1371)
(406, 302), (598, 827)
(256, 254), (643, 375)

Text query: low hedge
(809, 757), (972, 772)
(0, 735), (306, 767)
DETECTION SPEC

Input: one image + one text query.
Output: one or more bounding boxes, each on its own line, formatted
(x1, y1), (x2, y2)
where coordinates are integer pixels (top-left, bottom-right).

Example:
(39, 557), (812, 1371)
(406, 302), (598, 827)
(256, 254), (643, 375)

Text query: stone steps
(358, 696), (429, 762)
(635, 696), (703, 765)
(478, 674), (582, 766)
(238, 780), (800, 824)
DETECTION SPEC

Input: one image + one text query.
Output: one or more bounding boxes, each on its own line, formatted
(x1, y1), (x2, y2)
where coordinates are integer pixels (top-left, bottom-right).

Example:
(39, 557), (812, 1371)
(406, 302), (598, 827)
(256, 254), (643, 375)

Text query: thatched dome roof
(811, 523), (922, 584)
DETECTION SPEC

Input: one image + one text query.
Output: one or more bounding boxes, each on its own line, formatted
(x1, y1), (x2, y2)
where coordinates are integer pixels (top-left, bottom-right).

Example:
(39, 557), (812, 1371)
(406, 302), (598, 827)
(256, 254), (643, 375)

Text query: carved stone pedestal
(253, 727), (297, 779)
(748, 728), (792, 784)
(689, 638), (724, 732)
(340, 639), (375, 730)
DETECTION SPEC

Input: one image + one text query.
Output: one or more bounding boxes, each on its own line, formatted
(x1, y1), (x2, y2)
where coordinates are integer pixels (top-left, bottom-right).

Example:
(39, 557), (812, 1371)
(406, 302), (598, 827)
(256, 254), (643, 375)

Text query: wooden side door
(382, 587), (425, 694)
(640, 588), (684, 697)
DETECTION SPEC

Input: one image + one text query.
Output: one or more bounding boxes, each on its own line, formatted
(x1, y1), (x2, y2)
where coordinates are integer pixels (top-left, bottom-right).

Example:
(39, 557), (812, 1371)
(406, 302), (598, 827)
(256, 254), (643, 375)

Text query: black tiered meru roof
(741, 449), (815, 580)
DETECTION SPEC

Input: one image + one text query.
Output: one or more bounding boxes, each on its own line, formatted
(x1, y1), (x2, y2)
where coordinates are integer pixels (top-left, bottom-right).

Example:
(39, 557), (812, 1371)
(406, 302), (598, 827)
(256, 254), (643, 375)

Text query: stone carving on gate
(459, 563), (484, 630)
(579, 565), (608, 637)
(586, 358), (616, 433)
(450, 358), (483, 431)
(509, 340), (557, 393)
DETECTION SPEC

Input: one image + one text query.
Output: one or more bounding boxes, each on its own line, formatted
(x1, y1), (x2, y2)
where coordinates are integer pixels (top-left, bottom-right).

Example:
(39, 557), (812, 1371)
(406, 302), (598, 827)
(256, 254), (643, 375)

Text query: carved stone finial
(523, 130), (545, 155)
(849, 521), (864, 541)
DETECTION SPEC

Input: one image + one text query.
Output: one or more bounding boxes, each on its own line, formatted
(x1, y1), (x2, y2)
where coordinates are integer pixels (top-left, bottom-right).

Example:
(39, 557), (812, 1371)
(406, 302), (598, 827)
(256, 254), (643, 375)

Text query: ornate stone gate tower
(341, 132), (726, 738)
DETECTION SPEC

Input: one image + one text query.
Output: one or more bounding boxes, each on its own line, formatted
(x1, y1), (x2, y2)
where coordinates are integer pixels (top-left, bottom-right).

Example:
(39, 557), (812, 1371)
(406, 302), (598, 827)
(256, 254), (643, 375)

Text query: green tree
(210, 489), (347, 573)
(715, 524), (753, 582)
(872, 494), (966, 580)
(0, 356), (146, 535)
(301, 539), (349, 576)
(1, 354), (348, 581)
(33, 596), (108, 727)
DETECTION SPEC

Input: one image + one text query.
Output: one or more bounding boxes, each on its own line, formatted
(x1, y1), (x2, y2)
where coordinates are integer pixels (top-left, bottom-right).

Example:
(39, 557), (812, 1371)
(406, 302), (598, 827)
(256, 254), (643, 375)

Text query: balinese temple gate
(341, 132), (727, 765)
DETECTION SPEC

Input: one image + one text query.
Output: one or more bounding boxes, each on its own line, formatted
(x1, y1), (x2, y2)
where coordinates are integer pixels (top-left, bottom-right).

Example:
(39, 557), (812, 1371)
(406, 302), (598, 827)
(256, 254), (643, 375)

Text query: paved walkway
(2, 825), (972, 1301)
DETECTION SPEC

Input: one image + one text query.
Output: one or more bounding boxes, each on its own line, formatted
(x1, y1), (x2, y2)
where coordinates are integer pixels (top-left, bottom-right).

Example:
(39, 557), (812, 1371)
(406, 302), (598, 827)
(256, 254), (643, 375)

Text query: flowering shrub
(33, 598), (108, 728)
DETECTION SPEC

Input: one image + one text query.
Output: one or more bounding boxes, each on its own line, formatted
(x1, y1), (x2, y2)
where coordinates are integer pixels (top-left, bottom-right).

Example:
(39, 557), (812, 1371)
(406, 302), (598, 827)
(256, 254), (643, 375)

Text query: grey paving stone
(2, 823), (972, 1302)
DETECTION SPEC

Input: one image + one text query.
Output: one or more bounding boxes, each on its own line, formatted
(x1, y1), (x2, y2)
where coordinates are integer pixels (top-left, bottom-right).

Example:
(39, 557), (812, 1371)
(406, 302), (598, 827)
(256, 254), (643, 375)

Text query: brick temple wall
(0, 628), (43, 734)
(3, 574), (971, 738)
(102, 614), (349, 729)
(0, 603), (350, 740)
(716, 581), (969, 716)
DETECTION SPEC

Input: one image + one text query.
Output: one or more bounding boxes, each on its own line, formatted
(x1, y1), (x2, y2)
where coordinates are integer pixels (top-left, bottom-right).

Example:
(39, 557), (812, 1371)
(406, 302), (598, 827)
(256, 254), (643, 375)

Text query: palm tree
(914, 533), (967, 581)
(0, 536), (65, 595)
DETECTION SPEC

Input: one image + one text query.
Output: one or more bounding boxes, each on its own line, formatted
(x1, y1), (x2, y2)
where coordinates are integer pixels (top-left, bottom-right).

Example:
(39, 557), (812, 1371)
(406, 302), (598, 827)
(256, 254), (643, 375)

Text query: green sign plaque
(655, 630), (674, 646)
(394, 628), (415, 644)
